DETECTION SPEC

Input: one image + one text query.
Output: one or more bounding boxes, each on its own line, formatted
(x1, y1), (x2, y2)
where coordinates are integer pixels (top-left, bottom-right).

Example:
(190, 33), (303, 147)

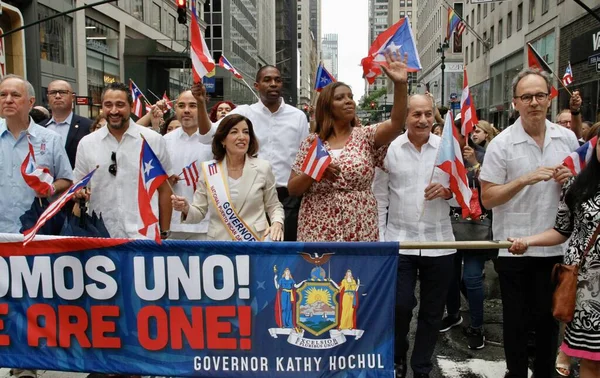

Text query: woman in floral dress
(287, 51), (409, 241)
(509, 129), (600, 377)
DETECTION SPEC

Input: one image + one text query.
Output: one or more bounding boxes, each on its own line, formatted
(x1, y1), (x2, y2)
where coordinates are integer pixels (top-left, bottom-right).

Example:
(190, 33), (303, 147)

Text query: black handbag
(451, 214), (492, 241)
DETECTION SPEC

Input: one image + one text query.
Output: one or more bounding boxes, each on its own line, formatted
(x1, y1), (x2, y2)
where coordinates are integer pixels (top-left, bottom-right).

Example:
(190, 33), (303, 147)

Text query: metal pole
(441, 52), (446, 108)
(400, 240), (512, 250)
(0, 0), (118, 39)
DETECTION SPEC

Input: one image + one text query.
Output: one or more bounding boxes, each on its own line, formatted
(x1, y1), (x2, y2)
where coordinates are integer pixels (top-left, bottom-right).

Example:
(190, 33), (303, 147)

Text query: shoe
(10, 370), (37, 378)
(394, 357), (407, 378)
(439, 315), (463, 332)
(464, 326), (485, 350)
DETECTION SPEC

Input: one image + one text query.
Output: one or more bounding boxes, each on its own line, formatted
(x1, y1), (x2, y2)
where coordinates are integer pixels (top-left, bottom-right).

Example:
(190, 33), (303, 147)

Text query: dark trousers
(494, 256), (561, 378)
(277, 187), (301, 242)
(395, 253), (454, 375)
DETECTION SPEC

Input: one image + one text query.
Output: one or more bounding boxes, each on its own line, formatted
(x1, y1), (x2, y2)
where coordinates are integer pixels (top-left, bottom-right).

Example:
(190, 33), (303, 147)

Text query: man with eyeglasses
(479, 68), (579, 378)
(73, 82), (173, 241)
(41, 80), (92, 168)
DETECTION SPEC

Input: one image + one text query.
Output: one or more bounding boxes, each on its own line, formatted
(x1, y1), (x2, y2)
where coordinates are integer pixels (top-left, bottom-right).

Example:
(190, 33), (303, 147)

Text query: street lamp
(436, 40), (450, 107)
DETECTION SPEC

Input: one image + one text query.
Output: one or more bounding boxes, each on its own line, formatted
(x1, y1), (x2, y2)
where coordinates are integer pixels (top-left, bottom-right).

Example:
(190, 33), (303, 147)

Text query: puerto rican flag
(219, 55), (243, 79)
(301, 136), (331, 182)
(562, 62), (574, 86)
(435, 112), (472, 218)
(527, 43), (559, 99)
(130, 80), (145, 118)
(23, 167), (98, 245)
(138, 138), (168, 243)
(460, 69), (478, 136)
(563, 136), (597, 175)
(182, 160), (200, 192)
(163, 92), (173, 111)
(190, 0), (215, 82)
(361, 16), (421, 84)
(314, 62), (336, 92)
(21, 136), (54, 196)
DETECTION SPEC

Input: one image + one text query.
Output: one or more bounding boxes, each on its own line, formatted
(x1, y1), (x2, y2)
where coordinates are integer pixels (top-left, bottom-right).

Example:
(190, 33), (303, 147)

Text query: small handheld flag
(314, 63), (336, 92)
(301, 136), (332, 182)
(460, 69), (478, 136)
(435, 112), (472, 218)
(219, 55), (243, 79)
(130, 80), (145, 118)
(361, 16), (421, 84)
(138, 137), (169, 243)
(23, 167), (98, 245)
(190, 0), (215, 82)
(563, 136), (597, 176)
(562, 63), (573, 86)
(182, 160), (200, 192)
(21, 136), (54, 196)
(162, 92), (173, 111)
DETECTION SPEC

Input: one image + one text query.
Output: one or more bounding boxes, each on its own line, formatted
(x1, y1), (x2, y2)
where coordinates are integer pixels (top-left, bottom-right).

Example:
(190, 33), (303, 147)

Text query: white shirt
(164, 127), (213, 234)
(74, 121), (172, 239)
(228, 176), (241, 203)
(45, 112), (73, 144)
(373, 133), (457, 256)
(479, 117), (579, 258)
(200, 98), (309, 187)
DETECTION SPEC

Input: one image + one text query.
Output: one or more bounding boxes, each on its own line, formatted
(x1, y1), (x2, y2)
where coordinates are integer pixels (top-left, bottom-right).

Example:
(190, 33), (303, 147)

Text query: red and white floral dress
(292, 125), (388, 242)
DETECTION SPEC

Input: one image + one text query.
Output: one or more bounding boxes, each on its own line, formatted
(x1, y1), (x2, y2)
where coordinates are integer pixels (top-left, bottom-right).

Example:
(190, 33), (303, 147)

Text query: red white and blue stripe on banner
(0, 234), (398, 377)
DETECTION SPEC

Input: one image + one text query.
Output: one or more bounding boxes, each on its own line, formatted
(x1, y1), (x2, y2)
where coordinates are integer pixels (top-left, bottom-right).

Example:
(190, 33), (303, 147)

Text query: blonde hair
(475, 120), (498, 146)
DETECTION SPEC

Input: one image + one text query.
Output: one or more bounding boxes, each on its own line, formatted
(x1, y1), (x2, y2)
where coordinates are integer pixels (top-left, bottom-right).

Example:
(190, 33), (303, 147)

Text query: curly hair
(209, 101), (236, 123)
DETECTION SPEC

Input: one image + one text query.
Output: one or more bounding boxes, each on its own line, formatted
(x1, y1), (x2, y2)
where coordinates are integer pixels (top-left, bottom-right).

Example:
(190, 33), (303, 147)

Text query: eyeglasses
(47, 90), (72, 97)
(558, 120), (572, 126)
(513, 92), (549, 104)
(108, 151), (117, 176)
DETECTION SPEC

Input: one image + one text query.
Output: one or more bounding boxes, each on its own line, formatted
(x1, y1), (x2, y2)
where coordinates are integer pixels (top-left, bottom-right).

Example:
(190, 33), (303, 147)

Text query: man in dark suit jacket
(40, 80), (92, 168)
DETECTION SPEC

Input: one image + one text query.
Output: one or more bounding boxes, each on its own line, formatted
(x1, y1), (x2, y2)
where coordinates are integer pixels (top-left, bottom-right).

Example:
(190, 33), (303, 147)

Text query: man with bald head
(0, 74), (73, 378)
(41, 80), (91, 168)
(163, 89), (213, 240)
(374, 93), (458, 378)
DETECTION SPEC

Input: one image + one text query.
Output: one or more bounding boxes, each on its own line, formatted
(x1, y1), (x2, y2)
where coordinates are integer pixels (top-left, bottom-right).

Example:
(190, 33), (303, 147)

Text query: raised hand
(380, 50), (408, 85)
(191, 81), (207, 105)
(569, 90), (582, 112)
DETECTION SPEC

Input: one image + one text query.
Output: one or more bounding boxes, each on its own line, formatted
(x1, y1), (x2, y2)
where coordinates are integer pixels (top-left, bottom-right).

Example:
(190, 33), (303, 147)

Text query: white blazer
(183, 156), (285, 240)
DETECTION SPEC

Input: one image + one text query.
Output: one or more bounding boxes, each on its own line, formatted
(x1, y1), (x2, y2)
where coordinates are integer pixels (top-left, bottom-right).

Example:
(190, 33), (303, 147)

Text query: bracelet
(467, 163), (481, 172)
(570, 110), (580, 115)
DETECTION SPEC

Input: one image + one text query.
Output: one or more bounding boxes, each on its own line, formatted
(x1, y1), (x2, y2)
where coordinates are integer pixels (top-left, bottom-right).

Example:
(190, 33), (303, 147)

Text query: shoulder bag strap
(579, 221), (600, 267)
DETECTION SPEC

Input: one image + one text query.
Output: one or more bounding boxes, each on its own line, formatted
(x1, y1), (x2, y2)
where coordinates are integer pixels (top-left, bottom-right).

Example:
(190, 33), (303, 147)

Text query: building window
(507, 12), (512, 37)
(483, 31), (487, 52)
(167, 14), (176, 39)
(85, 17), (119, 58)
(465, 46), (469, 65)
(491, 3), (495, 11)
(407, 11), (412, 17)
(152, 3), (161, 31)
(477, 4), (481, 23)
(529, 0), (535, 23)
(466, 15), (469, 34)
(470, 41), (474, 62)
(400, 11), (405, 17)
(517, 3), (523, 30)
(498, 19), (503, 43)
(132, 0), (144, 20)
(39, 5), (74, 67)
(484, 3), (488, 18)
(297, 14), (301, 20)
(400, 0), (406, 5)
(471, 9), (475, 26)
(477, 40), (481, 57)
(542, 0), (549, 14)
(490, 26), (494, 47)
(407, 0), (412, 6)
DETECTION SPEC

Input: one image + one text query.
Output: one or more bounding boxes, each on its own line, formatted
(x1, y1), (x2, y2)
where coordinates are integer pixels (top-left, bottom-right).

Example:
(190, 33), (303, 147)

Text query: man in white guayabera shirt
(479, 68), (578, 378)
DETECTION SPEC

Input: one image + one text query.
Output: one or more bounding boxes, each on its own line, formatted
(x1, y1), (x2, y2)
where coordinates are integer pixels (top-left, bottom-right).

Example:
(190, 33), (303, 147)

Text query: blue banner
(0, 237), (398, 377)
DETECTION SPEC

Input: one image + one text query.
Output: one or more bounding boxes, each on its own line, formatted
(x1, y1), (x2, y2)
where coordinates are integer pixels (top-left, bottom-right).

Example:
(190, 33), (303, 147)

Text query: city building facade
(367, 0), (390, 94)
(321, 33), (338, 79)
(276, 0), (299, 106)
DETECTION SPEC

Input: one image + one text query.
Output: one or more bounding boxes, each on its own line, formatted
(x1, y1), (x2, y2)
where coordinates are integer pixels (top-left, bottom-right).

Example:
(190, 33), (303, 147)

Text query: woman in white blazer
(171, 114), (284, 241)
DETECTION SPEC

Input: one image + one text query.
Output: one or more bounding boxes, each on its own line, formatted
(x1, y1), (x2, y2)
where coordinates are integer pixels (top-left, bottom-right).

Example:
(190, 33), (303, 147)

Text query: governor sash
(201, 160), (260, 241)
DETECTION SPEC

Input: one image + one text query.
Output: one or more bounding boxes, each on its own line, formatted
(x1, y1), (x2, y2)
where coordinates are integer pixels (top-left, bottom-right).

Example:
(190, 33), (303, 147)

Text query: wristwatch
(160, 230), (171, 240)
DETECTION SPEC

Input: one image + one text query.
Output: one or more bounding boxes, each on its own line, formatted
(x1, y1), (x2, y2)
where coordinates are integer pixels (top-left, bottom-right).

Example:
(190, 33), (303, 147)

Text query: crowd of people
(0, 50), (599, 378)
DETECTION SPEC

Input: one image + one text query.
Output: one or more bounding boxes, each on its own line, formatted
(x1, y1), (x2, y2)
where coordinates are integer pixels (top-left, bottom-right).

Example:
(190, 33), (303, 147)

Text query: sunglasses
(109, 151), (117, 176)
